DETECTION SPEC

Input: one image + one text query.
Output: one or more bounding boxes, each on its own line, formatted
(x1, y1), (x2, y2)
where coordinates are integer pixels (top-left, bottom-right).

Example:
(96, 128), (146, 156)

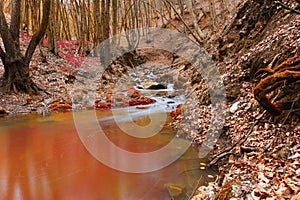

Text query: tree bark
(0, 0), (51, 94)
(10, 0), (21, 46)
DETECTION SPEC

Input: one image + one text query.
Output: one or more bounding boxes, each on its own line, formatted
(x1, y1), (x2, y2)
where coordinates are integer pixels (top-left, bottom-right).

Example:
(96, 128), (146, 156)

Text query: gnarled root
(3, 61), (40, 95)
(254, 61), (300, 115)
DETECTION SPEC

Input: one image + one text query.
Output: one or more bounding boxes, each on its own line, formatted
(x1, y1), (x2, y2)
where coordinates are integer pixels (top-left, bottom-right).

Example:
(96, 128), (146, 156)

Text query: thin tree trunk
(209, 0), (216, 31)
(187, 0), (205, 39)
(112, 0), (117, 36)
(93, 0), (101, 46)
(101, 0), (111, 66)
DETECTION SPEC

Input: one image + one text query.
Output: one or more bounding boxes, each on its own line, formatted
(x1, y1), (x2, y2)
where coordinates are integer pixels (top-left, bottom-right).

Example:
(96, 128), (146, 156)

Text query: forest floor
(0, 38), (79, 115)
(188, 1), (300, 199)
(0, 0), (300, 199)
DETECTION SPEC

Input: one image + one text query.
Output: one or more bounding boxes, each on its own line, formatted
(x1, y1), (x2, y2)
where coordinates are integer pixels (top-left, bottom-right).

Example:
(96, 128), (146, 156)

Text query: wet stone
(0, 107), (9, 116)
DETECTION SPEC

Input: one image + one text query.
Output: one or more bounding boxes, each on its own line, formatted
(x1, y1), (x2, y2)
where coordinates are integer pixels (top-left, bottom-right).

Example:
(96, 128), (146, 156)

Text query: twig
(35, 83), (51, 95)
(238, 111), (266, 145)
(185, 176), (203, 200)
(268, 53), (281, 69)
(282, 95), (299, 125)
(169, 192), (175, 200)
(185, 87), (198, 99)
(169, 60), (188, 68)
(139, 0), (183, 33)
(291, 108), (300, 112)
(241, 145), (260, 152)
(209, 111), (266, 165)
(164, 0), (203, 45)
(128, 59), (135, 68)
(276, 0), (300, 15)
(269, 144), (286, 155)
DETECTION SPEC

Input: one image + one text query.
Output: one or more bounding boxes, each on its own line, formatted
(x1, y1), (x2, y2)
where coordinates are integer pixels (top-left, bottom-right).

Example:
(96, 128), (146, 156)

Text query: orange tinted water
(0, 112), (215, 200)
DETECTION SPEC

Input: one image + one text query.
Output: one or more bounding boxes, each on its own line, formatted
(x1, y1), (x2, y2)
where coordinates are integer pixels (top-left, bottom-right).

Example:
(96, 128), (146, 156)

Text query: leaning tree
(0, 0), (51, 94)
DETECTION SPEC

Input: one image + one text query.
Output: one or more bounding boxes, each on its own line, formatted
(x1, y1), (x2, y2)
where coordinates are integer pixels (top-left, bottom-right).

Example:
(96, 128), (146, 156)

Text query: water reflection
(0, 112), (215, 199)
(1, 119), (52, 199)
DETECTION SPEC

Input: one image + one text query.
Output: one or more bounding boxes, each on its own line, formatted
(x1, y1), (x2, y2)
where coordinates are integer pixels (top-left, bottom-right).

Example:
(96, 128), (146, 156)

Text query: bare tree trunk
(20, 0), (29, 34)
(112, 0), (117, 36)
(78, 0), (84, 53)
(86, 0), (91, 43)
(0, 0), (51, 94)
(93, 0), (101, 46)
(69, 0), (80, 40)
(48, 0), (58, 55)
(100, 0), (111, 66)
(100, 0), (106, 43)
(111, 0), (118, 52)
(81, 0), (89, 53)
(59, 2), (71, 40)
(187, 0), (205, 39)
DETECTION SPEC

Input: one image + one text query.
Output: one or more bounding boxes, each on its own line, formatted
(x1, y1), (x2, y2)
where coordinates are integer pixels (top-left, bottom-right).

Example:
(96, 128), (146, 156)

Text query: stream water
(0, 109), (216, 200)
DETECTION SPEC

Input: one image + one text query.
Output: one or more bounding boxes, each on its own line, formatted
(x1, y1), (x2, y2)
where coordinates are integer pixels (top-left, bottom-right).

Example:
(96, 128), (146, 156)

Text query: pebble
(230, 101), (240, 113)
(207, 175), (214, 179)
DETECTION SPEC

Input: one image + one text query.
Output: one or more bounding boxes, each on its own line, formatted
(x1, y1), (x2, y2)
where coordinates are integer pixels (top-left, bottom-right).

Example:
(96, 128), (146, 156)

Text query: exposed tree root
(3, 61), (42, 95)
(254, 56), (300, 115)
(5, 79), (39, 94)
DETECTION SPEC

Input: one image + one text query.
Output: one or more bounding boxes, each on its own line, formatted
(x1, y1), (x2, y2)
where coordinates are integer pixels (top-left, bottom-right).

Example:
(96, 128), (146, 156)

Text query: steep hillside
(190, 0), (300, 199)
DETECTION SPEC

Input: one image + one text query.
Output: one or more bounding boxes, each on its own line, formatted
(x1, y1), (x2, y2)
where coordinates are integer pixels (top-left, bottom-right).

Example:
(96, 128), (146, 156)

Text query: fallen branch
(209, 150), (234, 165)
(241, 145), (260, 152)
